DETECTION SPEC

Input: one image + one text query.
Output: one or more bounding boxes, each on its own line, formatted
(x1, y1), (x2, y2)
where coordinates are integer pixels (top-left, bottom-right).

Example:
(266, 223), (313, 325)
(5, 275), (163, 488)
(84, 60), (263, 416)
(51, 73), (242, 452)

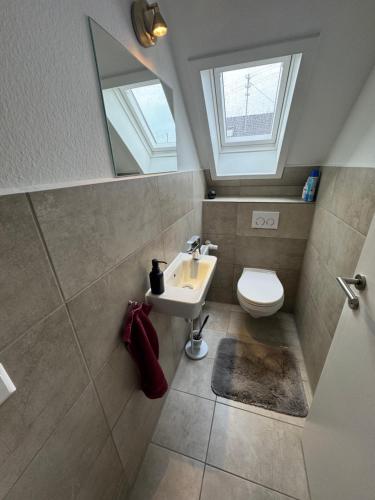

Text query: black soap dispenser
(149, 259), (167, 295)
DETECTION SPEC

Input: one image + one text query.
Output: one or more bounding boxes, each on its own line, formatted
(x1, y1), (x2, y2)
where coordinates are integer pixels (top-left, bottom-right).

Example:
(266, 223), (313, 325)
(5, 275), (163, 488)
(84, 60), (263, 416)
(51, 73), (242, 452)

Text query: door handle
(336, 274), (366, 310)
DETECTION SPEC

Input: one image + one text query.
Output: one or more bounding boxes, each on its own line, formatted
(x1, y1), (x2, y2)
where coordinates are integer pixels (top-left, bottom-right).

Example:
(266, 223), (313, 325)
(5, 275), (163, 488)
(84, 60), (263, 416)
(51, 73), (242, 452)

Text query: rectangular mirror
(89, 18), (178, 176)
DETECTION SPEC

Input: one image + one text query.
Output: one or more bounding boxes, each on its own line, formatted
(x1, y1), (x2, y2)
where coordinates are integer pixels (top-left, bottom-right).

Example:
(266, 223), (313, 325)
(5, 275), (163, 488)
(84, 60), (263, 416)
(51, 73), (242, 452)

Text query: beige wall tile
(309, 207), (365, 278)
(296, 284), (332, 390)
(202, 234), (236, 263)
(277, 269), (300, 313)
(239, 185), (302, 197)
(76, 437), (125, 500)
(315, 166), (337, 211)
(0, 307), (89, 498)
(0, 194), (62, 351)
(30, 177), (162, 299)
(237, 202), (314, 239)
(68, 236), (164, 376)
(210, 262), (234, 289)
(112, 389), (165, 486)
(213, 186), (241, 196)
(162, 211), (193, 264)
(192, 169), (206, 205)
(150, 311), (180, 384)
(1, 169), (203, 497)
(6, 385), (109, 500)
(202, 201), (237, 235)
(331, 166), (375, 235)
(300, 243), (345, 337)
(157, 171), (194, 230)
(207, 286), (235, 304)
(235, 236), (306, 270)
(94, 344), (138, 429)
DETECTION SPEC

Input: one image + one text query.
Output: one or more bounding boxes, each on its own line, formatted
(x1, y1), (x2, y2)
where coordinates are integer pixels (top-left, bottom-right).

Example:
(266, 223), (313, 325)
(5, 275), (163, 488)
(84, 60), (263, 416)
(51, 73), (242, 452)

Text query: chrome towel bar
(336, 274), (366, 310)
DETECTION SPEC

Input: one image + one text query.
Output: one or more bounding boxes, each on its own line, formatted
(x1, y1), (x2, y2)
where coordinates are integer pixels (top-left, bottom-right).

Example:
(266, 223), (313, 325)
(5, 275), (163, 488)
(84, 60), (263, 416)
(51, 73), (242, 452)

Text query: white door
(303, 215), (375, 500)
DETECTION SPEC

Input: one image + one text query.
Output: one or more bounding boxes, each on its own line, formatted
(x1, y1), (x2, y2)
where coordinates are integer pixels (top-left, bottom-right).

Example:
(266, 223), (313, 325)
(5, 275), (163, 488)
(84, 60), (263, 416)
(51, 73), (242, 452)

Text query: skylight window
(214, 56), (291, 149)
(120, 81), (176, 151)
(200, 53), (301, 178)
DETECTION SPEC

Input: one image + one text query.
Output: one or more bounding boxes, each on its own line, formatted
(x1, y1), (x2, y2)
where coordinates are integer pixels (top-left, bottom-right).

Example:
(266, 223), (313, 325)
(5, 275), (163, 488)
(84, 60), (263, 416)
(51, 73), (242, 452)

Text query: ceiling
(161, 0), (375, 167)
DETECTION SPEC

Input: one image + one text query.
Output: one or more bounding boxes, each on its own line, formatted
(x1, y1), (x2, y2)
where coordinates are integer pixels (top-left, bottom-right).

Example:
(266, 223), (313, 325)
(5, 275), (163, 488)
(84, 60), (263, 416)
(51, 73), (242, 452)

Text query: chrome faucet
(186, 235), (201, 260)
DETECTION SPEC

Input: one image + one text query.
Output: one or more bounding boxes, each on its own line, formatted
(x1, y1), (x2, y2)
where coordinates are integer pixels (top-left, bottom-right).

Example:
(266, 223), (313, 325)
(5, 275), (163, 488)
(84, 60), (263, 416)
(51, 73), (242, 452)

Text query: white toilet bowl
(237, 268), (284, 318)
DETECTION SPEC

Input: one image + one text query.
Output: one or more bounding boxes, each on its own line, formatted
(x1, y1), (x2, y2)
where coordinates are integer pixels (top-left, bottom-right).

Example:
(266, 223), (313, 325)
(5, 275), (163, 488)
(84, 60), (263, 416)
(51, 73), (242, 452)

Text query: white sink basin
(145, 253), (217, 319)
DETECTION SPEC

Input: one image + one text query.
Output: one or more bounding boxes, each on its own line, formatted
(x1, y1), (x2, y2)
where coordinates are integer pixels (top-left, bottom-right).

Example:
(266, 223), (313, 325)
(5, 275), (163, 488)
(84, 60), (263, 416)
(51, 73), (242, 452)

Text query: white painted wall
(0, 0), (199, 193)
(163, 0), (375, 168)
(325, 64), (375, 168)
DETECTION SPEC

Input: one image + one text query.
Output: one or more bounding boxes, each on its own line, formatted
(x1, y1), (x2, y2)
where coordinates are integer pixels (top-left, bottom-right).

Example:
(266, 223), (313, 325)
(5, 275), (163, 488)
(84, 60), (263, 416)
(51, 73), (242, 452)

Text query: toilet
(237, 268), (284, 318)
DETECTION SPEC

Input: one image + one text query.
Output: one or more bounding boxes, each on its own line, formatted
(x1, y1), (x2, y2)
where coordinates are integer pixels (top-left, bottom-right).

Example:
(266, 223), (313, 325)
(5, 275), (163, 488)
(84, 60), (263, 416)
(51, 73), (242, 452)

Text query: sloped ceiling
(161, 0), (375, 167)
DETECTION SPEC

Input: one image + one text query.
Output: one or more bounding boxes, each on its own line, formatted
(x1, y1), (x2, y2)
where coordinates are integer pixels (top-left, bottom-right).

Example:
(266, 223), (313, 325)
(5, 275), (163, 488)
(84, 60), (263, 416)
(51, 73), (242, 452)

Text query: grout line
(65, 206), (197, 303)
(149, 444), (301, 500)
(315, 202), (369, 238)
(170, 387), (216, 404)
(204, 399), (216, 462)
(26, 193), (66, 300)
(150, 442), (206, 465)
(5, 383), (104, 497)
(26, 194), (126, 476)
(300, 437), (312, 500)
(198, 464), (207, 500)
(0, 303), (64, 355)
(64, 305), (129, 475)
(214, 399), (306, 429)
(205, 463), (302, 500)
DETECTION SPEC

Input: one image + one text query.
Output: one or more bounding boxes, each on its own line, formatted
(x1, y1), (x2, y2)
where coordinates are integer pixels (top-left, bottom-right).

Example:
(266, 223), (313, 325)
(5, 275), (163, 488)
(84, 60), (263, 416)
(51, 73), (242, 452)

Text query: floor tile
(172, 356), (216, 400)
(228, 311), (300, 347)
(203, 329), (226, 359)
(203, 302), (231, 332)
(216, 396), (306, 428)
(201, 466), (291, 500)
(152, 390), (214, 461)
(130, 444), (204, 500)
(207, 403), (309, 499)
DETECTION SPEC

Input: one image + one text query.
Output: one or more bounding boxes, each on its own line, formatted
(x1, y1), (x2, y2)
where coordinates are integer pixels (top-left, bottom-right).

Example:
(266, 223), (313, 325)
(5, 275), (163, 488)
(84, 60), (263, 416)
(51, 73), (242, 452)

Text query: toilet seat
(237, 268), (284, 307)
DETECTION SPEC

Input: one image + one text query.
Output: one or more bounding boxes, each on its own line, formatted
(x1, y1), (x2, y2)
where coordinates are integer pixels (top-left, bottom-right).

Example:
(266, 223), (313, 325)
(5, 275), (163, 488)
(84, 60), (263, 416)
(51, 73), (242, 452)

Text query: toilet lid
(237, 268), (283, 306)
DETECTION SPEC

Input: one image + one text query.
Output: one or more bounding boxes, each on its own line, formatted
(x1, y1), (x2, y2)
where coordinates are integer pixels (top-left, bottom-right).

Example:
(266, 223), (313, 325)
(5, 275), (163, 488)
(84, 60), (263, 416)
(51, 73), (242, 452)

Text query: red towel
(122, 302), (168, 399)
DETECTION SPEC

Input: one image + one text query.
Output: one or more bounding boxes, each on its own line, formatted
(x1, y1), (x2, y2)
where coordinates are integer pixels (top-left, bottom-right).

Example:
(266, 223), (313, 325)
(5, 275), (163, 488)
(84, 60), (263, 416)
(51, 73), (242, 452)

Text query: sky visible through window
(221, 62), (283, 140)
(129, 83), (176, 146)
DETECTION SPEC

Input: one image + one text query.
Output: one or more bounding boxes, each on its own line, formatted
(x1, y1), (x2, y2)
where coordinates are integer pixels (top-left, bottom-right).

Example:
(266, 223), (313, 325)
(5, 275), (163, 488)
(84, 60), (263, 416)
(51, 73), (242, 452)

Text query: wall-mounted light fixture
(131, 0), (168, 48)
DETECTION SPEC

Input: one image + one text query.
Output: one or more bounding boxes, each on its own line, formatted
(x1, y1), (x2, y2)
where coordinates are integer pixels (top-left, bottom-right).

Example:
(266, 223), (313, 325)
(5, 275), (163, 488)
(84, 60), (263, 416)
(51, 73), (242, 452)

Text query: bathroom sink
(145, 253), (217, 319)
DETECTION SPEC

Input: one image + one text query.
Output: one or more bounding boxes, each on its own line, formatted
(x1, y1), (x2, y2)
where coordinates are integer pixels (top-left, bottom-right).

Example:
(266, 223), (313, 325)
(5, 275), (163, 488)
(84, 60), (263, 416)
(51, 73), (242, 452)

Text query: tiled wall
(202, 199), (315, 311)
(0, 169), (205, 499)
(295, 167), (375, 391)
(204, 166), (312, 197)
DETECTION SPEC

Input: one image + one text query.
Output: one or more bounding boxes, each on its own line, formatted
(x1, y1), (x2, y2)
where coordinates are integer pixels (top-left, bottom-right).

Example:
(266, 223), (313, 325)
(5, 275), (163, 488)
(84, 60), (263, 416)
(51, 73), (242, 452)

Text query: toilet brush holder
(185, 329), (208, 360)
(185, 337), (208, 360)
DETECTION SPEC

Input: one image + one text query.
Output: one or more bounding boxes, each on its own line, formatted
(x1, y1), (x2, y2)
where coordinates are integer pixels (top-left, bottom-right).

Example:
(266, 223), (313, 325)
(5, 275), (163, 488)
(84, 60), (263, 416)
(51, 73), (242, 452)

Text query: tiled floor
(130, 302), (312, 500)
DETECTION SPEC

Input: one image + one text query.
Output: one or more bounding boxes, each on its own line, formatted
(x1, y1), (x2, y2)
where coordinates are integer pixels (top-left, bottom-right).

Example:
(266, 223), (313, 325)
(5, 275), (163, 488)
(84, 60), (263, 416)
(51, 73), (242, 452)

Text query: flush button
(251, 211), (279, 230)
(0, 364), (16, 407)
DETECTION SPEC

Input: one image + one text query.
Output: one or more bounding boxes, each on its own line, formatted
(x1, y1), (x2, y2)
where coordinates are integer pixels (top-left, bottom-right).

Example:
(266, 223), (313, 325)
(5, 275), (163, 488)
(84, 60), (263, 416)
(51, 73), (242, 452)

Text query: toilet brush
(193, 315), (209, 340)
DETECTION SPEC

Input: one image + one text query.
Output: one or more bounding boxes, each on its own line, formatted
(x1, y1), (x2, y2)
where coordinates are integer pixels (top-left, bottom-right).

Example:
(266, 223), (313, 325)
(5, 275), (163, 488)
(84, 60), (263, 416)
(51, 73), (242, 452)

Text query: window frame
(212, 55), (292, 152)
(118, 79), (176, 155)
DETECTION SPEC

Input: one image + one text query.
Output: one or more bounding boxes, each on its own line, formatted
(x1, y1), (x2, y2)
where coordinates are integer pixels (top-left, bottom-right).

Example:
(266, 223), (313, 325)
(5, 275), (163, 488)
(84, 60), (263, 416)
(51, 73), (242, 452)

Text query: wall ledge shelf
(203, 196), (314, 204)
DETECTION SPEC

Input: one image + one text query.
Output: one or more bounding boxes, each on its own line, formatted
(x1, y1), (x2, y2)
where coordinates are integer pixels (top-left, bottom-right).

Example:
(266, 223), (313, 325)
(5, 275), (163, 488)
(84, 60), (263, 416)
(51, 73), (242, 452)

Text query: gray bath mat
(211, 338), (308, 417)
